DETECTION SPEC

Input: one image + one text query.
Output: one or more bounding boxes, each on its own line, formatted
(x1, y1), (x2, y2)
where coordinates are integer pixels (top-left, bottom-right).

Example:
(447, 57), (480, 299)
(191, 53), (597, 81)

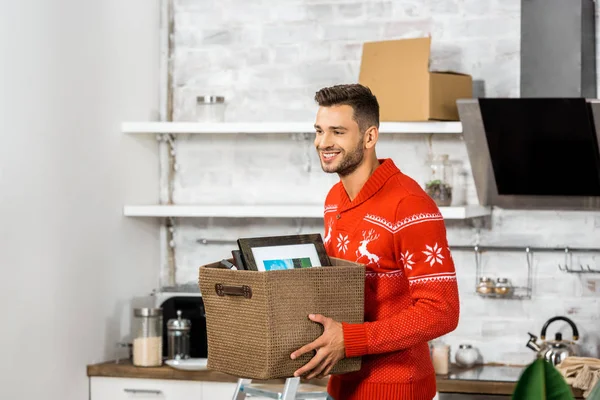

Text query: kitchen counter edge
(87, 361), (584, 397)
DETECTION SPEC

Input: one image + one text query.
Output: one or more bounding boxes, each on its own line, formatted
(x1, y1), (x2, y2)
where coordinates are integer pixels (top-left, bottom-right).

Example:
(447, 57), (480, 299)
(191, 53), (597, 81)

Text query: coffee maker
(158, 295), (208, 359)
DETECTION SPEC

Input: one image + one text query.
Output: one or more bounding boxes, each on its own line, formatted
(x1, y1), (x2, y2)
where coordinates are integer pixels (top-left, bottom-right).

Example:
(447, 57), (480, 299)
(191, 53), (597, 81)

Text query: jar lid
(479, 276), (492, 282)
(134, 308), (162, 317)
(167, 310), (191, 331)
(497, 277), (509, 283)
(197, 95), (225, 104)
(459, 344), (473, 349)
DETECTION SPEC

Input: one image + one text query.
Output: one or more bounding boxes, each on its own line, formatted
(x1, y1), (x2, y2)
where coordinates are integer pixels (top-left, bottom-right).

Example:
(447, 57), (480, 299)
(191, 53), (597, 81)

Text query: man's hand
(290, 314), (345, 379)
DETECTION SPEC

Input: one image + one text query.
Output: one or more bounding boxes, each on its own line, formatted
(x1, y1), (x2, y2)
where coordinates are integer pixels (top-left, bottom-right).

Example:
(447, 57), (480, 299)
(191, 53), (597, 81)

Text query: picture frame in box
(231, 249), (246, 270)
(237, 234), (331, 271)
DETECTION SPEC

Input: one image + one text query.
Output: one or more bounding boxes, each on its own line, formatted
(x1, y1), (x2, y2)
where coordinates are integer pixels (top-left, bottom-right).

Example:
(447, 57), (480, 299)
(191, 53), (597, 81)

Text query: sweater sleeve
(342, 195), (460, 357)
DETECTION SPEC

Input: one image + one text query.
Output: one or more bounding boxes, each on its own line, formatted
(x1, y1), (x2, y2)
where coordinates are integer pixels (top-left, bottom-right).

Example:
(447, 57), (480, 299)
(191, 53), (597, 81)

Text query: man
(290, 84), (460, 400)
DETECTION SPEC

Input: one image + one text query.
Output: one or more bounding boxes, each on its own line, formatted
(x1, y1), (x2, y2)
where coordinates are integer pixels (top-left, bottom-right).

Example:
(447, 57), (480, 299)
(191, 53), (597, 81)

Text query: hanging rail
(194, 240), (600, 273)
(472, 246), (534, 299)
(197, 238), (237, 245)
(195, 242), (600, 254)
(449, 245), (599, 253)
(450, 245), (600, 274)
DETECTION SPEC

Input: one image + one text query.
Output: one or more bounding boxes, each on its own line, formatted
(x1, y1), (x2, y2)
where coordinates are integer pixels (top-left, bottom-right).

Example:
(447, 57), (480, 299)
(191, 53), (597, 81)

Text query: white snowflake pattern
(423, 243), (444, 266)
(336, 233), (349, 254)
(400, 250), (415, 270)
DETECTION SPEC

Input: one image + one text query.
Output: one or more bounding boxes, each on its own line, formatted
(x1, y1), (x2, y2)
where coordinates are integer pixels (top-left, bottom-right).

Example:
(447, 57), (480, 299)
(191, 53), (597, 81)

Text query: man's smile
(320, 150), (341, 162)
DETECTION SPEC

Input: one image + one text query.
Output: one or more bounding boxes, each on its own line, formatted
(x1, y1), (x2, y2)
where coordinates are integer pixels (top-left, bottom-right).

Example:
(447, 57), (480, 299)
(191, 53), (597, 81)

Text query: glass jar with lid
(132, 308), (163, 367)
(167, 310), (191, 360)
(195, 95), (226, 122)
(476, 276), (496, 296)
(425, 154), (453, 207)
(494, 277), (513, 296)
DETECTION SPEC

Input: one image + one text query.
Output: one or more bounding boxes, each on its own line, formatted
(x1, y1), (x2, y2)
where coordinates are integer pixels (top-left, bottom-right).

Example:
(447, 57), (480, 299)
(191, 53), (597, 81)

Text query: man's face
(314, 105), (365, 176)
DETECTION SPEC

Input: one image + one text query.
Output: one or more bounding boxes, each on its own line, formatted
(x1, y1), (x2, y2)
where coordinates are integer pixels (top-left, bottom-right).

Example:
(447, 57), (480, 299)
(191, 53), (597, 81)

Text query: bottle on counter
(132, 308), (163, 367)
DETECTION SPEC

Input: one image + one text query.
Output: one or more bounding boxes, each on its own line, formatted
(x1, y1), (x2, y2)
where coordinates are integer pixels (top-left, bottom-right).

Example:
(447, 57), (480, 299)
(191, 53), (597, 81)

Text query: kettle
(526, 316), (579, 366)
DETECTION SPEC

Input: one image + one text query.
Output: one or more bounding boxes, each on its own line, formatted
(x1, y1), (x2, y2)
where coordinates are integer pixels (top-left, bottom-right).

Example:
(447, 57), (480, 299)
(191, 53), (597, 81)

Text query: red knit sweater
(323, 159), (460, 400)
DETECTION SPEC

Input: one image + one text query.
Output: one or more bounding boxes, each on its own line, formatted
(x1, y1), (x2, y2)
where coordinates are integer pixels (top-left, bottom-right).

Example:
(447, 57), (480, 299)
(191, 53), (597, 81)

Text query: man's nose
(315, 132), (333, 149)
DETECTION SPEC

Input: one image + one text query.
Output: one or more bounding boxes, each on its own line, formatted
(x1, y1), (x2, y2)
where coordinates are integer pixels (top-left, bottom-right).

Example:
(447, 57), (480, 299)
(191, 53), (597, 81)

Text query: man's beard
(320, 141), (365, 177)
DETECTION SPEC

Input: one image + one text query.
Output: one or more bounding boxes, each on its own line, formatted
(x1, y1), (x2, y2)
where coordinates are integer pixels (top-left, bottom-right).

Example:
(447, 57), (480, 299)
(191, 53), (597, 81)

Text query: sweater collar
(338, 158), (400, 211)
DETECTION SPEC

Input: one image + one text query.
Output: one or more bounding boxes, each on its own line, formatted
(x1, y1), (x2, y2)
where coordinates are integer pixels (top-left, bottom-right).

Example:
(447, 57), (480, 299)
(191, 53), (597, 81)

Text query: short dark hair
(314, 84), (380, 133)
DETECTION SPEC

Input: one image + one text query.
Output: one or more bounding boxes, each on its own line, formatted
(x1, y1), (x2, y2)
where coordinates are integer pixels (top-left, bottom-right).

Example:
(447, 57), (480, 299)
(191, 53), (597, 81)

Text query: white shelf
(124, 205), (324, 218)
(122, 121), (462, 135)
(123, 204), (490, 220)
(439, 205), (491, 219)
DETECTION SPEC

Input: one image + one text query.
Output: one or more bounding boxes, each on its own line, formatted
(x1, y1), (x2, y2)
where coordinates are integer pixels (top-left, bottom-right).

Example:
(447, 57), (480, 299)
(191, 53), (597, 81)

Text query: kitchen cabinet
(90, 376), (329, 400)
(201, 382), (238, 399)
(90, 377), (203, 400)
(201, 381), (296, 399)
(89, 377), (275, 400)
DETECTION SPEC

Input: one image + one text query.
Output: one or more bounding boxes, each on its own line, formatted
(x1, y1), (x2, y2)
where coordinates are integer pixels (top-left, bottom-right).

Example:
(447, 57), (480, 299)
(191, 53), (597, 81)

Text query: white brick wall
(166, 0), (600, 364)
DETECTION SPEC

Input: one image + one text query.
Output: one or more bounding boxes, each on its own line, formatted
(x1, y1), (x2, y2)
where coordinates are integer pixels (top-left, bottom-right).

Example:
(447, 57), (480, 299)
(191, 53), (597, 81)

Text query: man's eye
(315, 130), (322, 135)
(334, 131), (343, 135)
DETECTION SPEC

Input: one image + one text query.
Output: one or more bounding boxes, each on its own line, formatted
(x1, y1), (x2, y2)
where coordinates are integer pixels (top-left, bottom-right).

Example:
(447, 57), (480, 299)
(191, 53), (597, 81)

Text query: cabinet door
(201, 382), (238, 399)
(90, 377), (203, 400)
(201, 382), (329, 400)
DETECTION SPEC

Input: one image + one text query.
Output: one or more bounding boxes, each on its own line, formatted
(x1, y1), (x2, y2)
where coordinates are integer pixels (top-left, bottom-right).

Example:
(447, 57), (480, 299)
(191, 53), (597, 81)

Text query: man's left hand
(291, 314), (345, 379)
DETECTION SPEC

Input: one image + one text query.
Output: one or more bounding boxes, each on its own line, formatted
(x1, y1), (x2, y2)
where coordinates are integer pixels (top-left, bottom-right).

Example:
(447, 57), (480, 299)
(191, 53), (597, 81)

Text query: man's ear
(364, 126), (379, 149)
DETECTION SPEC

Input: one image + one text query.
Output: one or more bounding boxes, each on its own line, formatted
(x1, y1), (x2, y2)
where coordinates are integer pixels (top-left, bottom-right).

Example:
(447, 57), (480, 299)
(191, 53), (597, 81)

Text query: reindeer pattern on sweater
(323, 204), (455, 282)
(323, 159), (459, 400)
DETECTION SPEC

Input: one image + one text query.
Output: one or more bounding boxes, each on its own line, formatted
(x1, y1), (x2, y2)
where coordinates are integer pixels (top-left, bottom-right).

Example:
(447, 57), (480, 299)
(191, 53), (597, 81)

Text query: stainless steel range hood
(457, 98), (600, 210)
(456, 0), (600, 210)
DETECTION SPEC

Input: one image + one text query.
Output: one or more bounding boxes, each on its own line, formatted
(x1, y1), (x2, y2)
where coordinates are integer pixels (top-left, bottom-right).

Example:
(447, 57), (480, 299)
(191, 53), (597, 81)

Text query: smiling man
(290, 84), (460, 400)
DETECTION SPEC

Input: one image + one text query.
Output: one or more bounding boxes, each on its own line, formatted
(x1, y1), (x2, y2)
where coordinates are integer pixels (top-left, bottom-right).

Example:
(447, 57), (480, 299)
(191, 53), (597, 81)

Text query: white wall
(166, 0), (600, 365)
(0, 1), (160, 399)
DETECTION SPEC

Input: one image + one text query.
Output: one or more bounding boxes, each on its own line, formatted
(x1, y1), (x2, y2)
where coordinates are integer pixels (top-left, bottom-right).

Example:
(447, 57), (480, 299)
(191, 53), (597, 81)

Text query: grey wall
(0, 0), (161, 398)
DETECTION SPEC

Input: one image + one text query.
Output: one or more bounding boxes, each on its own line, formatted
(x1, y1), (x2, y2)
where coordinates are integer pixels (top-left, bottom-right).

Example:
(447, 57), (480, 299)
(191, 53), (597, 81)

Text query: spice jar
(195, 95), (225, 122)
(425, 154), (453, 207)
(476, 276), (496, 295)
(132, 308), (163, 367)
(494, 278), (513, 296)
(167, 310), (191, 360)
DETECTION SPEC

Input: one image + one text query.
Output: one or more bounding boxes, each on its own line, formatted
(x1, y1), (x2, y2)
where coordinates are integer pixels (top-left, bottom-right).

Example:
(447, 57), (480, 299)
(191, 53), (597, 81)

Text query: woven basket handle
(215, 283), (252, 299)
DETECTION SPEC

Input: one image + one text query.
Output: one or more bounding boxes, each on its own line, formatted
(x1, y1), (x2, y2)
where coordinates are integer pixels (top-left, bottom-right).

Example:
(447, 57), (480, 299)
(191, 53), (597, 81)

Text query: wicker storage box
(198, 257), (365, 380)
